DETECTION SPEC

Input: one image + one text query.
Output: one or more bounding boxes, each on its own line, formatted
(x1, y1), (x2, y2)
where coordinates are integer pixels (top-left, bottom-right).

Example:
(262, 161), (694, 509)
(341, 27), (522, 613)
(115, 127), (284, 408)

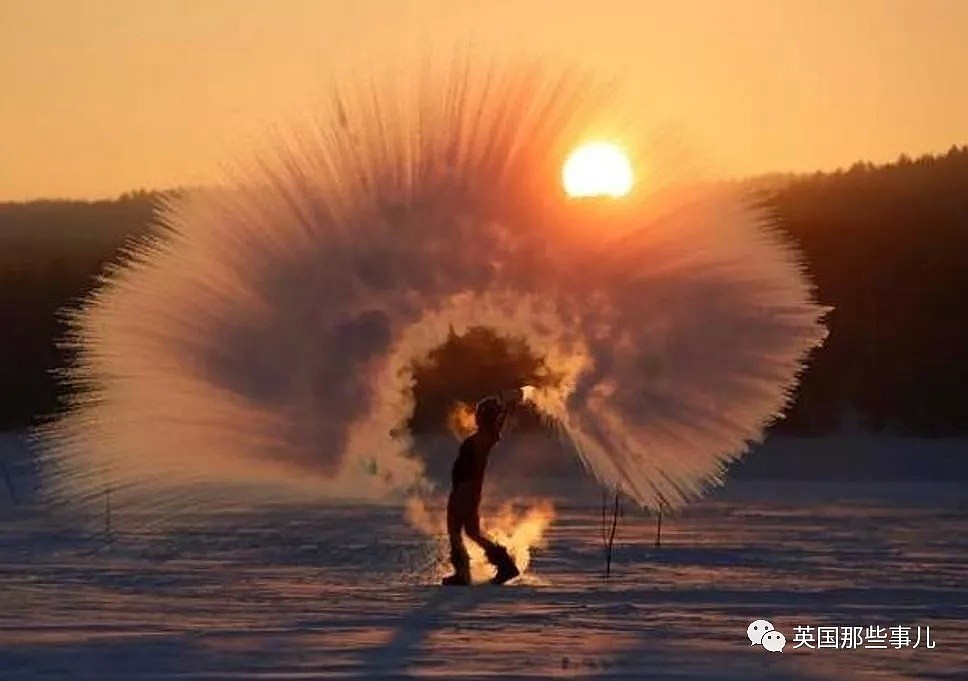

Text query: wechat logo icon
(748, 619), (785, 653)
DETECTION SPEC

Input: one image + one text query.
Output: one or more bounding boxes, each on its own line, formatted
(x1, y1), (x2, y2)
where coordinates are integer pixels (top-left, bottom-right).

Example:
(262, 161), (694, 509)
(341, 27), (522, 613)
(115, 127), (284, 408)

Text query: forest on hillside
(2, 148), (967, 435)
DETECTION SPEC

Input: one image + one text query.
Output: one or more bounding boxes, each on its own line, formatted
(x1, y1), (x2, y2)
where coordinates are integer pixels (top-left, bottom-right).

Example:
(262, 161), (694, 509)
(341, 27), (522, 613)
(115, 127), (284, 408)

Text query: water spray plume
(35, 51), (827, 519)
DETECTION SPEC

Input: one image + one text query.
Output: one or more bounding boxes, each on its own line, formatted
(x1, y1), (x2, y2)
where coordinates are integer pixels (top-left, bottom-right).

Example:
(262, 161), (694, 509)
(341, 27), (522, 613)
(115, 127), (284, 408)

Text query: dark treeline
(768, 146), (968, 435)
(0, 190), (159, 429)
(2, 149), (967, 435)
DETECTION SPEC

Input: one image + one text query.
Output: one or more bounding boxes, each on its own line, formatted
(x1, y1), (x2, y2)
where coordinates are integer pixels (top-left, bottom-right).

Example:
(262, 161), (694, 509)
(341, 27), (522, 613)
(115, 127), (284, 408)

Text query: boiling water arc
(35, 57), (828, 530)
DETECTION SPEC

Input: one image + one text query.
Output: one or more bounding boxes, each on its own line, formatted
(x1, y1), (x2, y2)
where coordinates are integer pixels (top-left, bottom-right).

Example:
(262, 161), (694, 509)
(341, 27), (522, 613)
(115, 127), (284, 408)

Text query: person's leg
(464, 509), (516, 573)
(444, 490), (471, 583)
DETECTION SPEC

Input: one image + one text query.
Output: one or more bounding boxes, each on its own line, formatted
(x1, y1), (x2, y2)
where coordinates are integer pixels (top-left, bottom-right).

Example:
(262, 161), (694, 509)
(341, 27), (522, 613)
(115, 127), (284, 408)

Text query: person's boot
(485, 545), (519, 585)
(441, 571), (471, 586)
(442, 548), (471, 585)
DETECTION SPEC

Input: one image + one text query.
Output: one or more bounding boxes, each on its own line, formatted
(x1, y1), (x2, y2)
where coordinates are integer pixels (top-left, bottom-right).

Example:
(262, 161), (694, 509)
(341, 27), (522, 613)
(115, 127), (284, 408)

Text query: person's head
(474, 397), (503, 433)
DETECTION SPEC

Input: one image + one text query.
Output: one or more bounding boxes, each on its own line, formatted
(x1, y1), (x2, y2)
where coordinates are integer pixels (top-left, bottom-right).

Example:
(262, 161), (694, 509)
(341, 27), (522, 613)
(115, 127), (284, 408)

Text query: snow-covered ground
(1, 432), (966, 680)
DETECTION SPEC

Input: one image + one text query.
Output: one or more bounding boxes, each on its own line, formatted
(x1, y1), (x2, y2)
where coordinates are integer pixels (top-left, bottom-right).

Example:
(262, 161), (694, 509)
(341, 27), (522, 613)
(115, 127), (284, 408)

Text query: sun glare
(562, 142), (633, 198)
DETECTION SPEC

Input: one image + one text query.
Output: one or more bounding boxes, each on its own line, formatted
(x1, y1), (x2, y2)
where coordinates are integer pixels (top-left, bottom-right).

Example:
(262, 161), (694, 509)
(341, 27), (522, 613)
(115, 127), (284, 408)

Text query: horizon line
(3, 143), (966, 204)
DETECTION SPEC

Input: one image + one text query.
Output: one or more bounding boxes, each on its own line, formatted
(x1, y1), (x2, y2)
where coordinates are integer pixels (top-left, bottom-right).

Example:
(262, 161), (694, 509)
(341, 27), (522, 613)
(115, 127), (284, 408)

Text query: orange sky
(2, 0), (967, 200)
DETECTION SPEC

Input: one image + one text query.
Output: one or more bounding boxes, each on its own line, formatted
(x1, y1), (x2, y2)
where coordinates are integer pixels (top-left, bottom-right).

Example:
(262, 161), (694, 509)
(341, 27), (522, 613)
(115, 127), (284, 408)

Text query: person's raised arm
(494, 386), (527, 434)
(498, 387), (526, 409)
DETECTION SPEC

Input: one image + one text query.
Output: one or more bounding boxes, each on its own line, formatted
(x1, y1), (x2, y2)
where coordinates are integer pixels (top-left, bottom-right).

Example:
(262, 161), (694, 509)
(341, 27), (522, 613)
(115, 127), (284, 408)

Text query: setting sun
(562, 142), (634, 198)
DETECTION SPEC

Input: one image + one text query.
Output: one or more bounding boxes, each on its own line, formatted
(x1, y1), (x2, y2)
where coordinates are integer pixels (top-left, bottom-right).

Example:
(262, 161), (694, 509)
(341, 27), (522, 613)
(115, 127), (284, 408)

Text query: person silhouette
(442, 389), (523, 585)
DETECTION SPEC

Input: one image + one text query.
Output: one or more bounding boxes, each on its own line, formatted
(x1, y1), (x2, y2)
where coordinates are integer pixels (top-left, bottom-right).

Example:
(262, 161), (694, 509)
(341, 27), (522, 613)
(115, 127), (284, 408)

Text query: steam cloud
(406, 496), (555, 583)
(36, 52), (827, 518)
